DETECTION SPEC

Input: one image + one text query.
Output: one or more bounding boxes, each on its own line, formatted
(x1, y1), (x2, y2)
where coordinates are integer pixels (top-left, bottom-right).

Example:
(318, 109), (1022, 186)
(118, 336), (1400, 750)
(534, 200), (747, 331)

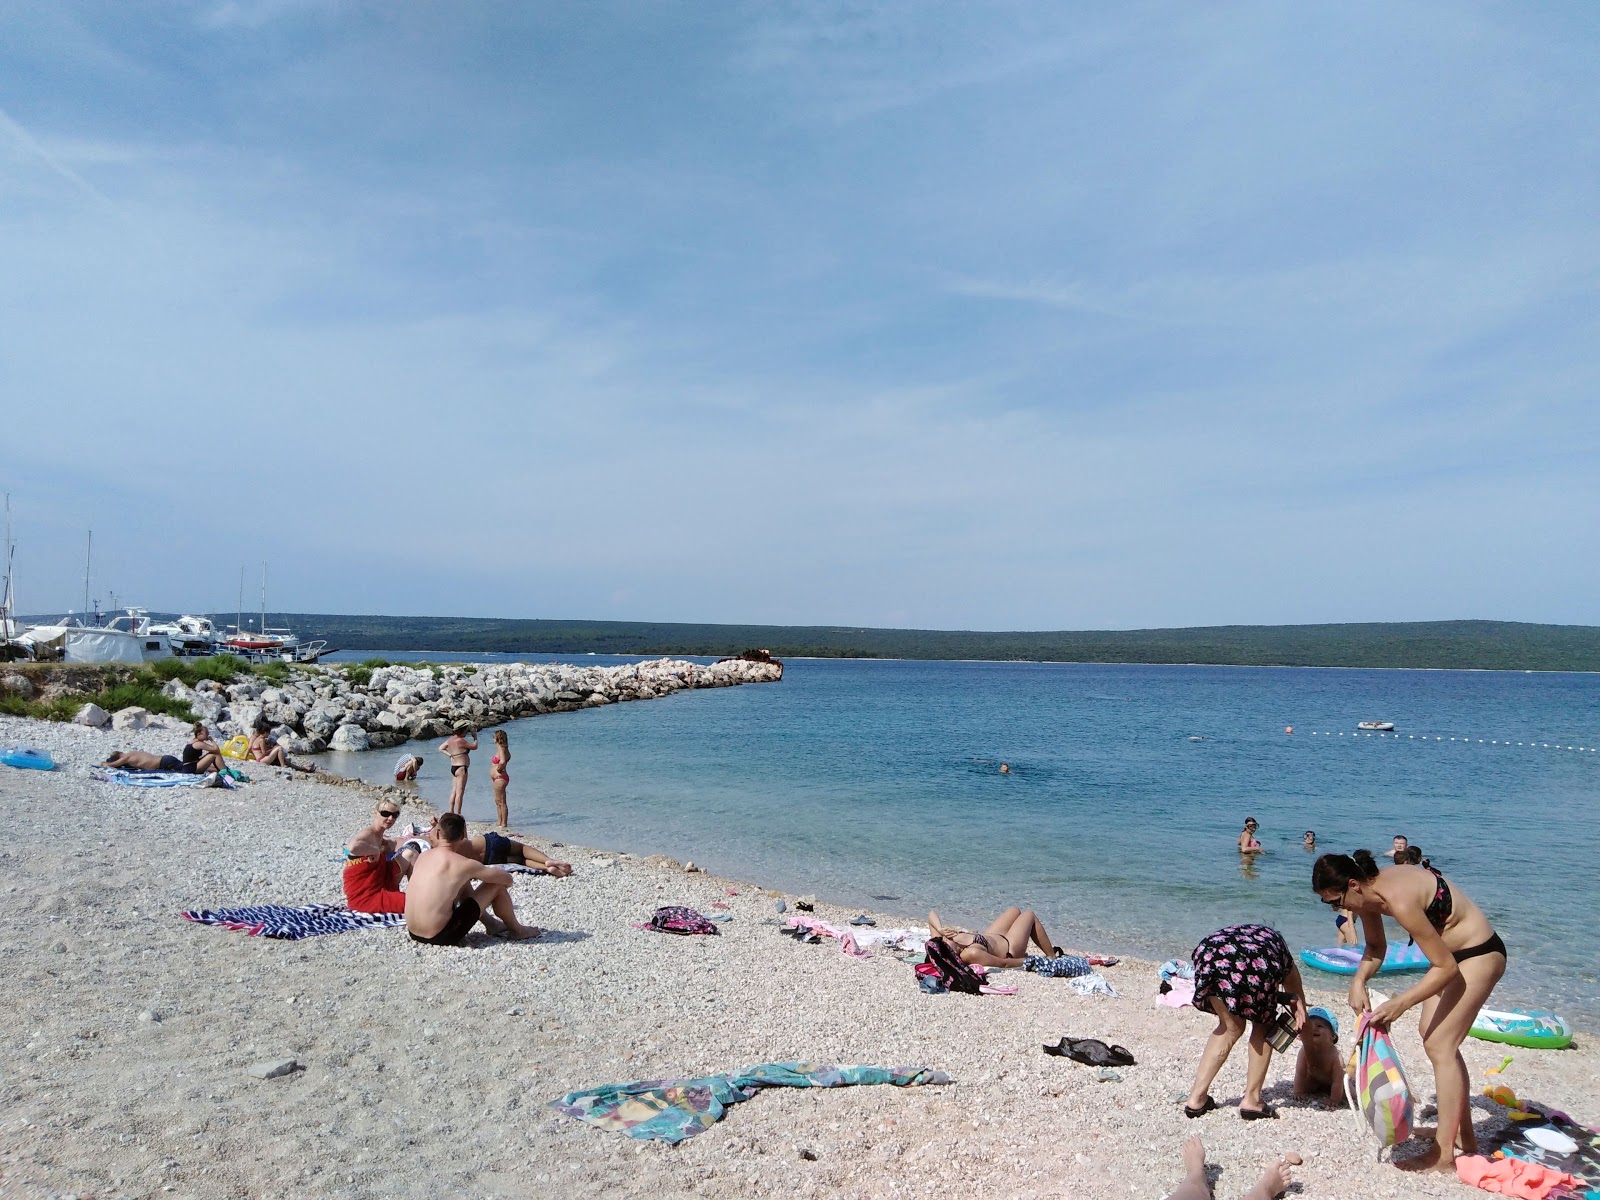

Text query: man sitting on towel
(404, 813), (541, 946)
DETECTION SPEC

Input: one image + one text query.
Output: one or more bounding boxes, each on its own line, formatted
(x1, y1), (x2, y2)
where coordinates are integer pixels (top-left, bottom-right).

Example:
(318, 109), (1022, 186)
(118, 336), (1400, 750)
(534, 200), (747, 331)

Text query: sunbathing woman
(249, 718), (314, 772)
(182, 722), (225, 774)
(1312, 848), (1506, 1174)
(1182, 923), (1309, 1120)
(926, 907), (1060, 968)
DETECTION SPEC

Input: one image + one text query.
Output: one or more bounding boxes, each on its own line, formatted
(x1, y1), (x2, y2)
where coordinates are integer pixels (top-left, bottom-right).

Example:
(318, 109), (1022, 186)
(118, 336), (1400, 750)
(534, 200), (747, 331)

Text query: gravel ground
(2, 712), (1596, 1200)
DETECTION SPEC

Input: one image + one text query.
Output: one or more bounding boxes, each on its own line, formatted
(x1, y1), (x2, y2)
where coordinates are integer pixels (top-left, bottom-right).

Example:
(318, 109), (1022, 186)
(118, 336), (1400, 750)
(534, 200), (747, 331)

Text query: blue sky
(1, 1), (1596, 628)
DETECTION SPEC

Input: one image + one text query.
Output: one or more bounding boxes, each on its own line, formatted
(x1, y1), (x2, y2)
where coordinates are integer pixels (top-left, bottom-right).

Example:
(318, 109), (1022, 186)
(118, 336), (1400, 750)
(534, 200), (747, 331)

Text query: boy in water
(1293, 1006), (1348, 1107)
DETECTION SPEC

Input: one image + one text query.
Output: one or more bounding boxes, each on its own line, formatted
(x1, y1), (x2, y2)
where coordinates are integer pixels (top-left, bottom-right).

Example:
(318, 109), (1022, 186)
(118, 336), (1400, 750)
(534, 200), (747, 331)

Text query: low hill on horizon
(229, 616), (1600, 672)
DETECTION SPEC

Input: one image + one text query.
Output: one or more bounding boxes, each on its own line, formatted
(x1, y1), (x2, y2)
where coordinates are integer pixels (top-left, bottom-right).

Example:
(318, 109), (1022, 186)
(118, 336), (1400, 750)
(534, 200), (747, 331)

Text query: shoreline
(4, 709), (1596, 1198)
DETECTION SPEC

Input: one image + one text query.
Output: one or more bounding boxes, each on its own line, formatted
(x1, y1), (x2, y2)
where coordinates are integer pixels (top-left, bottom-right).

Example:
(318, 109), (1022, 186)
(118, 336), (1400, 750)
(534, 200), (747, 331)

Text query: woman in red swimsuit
(489, 729), (511, 828)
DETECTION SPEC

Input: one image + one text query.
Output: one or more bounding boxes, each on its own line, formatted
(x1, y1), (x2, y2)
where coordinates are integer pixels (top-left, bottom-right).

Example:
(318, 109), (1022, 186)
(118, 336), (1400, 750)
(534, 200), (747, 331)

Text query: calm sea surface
(317, 654), (1600, 1023)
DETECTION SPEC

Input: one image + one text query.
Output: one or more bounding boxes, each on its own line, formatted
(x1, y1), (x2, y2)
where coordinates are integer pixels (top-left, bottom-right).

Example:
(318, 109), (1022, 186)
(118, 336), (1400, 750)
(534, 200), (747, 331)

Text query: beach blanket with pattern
(94, 769), (206, 787)
(550, 1062), (951, 1143)
(181, 903), (405, 939)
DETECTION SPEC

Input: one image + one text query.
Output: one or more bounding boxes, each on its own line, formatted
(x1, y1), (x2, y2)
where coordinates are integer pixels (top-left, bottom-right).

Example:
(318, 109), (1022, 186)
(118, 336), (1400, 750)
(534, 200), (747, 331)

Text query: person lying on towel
(422, 815), (573, 877)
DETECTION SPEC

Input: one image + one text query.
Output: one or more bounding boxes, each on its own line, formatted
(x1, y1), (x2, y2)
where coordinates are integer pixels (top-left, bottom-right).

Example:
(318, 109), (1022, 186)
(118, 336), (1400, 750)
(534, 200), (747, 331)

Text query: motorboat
(1357, 721), (1395, 732)
(149, 614), (220, 656)
(25, 609), (172, 663)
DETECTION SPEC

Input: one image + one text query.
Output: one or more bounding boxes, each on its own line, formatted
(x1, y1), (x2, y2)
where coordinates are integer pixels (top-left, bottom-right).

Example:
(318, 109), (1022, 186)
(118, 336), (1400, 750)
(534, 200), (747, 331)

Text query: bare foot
(479, 913), (508, 937)
(1181, 1135), (1207, 1179)
(505, 925), (543, 941)
(1395, 1144), (1455, 1174)
(1240, 1155), (1297, 1200)
(1458, 1123), (1478, 1155)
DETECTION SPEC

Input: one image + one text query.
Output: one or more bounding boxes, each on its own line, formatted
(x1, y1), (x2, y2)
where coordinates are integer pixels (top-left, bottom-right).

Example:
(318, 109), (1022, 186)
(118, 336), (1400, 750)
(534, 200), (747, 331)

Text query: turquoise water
(318, 654), (1600, 1023)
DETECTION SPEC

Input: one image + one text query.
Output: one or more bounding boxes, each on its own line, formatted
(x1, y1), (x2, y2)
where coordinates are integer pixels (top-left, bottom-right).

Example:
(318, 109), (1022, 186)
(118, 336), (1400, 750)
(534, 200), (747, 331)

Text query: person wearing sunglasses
(1311, 848), (1505, 1175)
(342, 802), (413, 915)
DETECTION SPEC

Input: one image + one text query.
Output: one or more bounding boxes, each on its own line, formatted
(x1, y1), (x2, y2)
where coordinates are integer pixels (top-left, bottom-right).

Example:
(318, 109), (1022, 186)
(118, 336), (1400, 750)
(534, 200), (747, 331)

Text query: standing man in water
(439, 722), (477, 816)
(1386, 834), (1410, 861)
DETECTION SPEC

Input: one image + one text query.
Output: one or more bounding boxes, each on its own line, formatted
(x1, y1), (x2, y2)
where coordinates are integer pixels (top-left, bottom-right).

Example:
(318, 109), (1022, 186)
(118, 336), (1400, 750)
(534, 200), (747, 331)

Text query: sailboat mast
(84, 529), (92, 616)
(260, 561), (267, 634)
(237, 566), (244, 637)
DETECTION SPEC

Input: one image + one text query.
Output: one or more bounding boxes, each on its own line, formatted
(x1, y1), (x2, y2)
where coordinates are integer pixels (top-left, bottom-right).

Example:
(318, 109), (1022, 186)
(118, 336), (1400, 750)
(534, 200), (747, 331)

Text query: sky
(1, 1), (1596, 630)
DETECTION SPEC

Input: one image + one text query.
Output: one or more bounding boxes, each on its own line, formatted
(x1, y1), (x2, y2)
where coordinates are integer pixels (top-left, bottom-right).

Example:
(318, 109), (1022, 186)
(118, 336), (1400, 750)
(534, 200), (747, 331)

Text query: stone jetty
(93, 656), (782, 752)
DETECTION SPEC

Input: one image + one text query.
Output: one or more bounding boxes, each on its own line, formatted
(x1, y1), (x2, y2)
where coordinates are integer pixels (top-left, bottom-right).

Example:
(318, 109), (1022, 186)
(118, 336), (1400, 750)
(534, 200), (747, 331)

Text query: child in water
(1293, 1007), (1349, 1107)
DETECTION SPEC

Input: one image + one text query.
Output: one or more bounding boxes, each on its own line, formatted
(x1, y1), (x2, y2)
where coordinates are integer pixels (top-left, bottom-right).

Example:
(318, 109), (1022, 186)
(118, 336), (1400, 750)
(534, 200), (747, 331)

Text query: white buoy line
(1305, 731), (1597, 753)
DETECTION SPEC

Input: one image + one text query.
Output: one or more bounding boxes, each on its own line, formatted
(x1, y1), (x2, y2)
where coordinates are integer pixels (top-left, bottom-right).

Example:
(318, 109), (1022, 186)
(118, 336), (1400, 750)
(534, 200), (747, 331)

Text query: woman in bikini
(926, 907), (1061, 968)
(438, 723), (477, 816)
(1237, 817), (1263, 854)
(248, 718), (314, 772)
(489, 729), (511, 828)
(1312, 848), (1506, 1175)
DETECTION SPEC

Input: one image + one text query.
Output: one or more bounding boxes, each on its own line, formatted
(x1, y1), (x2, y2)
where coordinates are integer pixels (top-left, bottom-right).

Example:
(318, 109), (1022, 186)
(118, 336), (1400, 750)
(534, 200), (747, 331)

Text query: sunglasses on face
(1320, 889), (1347, 908)
(378, 810), (400, 819)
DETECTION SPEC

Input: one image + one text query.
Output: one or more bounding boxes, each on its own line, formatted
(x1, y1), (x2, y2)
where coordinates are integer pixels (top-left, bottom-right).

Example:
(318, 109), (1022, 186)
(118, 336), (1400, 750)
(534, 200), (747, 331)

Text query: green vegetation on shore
(242, 616), (1599, 672)
(0, 655), (291, 723)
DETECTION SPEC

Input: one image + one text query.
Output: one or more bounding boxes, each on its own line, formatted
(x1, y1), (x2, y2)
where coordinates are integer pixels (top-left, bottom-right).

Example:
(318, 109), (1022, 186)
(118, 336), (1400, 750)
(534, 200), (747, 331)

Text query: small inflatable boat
(1469, 1008), (1574, 1050)
(1, 746), (56, 770)
(1299, 942), (1430, 975)
(1357, 721), (1395, 732)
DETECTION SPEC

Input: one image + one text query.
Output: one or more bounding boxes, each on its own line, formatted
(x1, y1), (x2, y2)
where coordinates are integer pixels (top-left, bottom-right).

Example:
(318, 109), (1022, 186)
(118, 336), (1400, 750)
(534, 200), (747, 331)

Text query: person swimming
(1238, 817), (1263, 854)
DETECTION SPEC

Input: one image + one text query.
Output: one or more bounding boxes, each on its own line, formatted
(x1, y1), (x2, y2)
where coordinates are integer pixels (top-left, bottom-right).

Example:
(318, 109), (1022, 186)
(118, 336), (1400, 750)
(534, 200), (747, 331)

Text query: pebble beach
(3, 710), (1597, 1200)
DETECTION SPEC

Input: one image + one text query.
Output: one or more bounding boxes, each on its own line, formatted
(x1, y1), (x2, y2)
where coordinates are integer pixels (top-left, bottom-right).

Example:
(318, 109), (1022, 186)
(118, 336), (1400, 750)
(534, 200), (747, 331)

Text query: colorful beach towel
(785, 915), (870, 958)
(1023, 953), (1094, 978)
(181, 903), (405, 939)
(93, 769), (205, 787)
(1346, 1012), (1414, 1147)
(550, 1062), (951, 1143)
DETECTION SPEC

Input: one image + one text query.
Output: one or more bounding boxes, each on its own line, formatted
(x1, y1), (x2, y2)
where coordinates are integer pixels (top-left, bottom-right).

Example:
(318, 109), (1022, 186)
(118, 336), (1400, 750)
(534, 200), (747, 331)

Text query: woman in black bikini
(438, 723), (477, 816)
(926, 907), (1061, 967)
(1312, 849), (1506, 1175)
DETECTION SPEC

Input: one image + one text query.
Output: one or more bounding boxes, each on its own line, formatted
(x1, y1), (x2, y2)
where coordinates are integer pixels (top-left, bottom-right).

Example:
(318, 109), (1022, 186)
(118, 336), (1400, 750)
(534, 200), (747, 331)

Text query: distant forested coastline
(216, 617), (1600, 672)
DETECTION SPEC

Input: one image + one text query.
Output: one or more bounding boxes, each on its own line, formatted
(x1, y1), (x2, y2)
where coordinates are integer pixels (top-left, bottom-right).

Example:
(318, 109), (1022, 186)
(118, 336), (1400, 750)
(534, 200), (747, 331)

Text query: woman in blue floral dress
(1181, 923), (1309, 1120)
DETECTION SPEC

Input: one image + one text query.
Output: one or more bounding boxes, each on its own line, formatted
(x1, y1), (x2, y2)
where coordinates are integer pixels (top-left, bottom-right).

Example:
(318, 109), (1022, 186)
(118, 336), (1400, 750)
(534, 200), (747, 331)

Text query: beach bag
(646, 906), (719, 936)
(922, 936), (985, 995)
(1345, 1013), (1413, 1147)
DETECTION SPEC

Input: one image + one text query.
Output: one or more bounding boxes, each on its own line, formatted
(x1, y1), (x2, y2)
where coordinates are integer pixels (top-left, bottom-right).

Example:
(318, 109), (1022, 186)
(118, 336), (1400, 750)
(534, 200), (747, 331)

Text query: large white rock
(73, 702), (111, 728)
(111, 706), (150, 731)
(0, 673), (33, 700)
(329, 723), (369, 752)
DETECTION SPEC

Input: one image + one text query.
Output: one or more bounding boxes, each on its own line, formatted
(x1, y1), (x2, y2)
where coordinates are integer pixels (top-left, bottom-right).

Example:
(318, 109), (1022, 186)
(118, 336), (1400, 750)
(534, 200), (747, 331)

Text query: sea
(316, 653), (1600, 1024)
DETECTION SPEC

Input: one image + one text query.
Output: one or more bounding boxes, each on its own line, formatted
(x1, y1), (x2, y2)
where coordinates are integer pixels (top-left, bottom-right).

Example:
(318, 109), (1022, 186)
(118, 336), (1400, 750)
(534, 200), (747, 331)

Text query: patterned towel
(1024, 953), (1094, 978)
(551, 1062), (951, 1143)
(94, 769), (204, 787)
(181, 903), (405, 939)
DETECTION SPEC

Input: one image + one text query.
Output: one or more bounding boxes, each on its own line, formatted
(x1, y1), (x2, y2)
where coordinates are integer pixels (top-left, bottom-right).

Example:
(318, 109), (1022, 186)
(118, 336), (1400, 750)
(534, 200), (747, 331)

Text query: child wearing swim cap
(1293, 1005), (1349, 1107)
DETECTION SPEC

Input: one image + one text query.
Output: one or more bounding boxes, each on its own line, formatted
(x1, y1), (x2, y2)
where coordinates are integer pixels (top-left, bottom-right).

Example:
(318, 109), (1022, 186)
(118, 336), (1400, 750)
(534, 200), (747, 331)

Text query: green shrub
(148, 655), (250, 686)
(251, 660), (291, 685)
(343, 665), (372, 688)
(0, 693), (91, 722)
(462, 665), (477, 675)
(359, 658), (391, 670)
(96, 680), (195, 722)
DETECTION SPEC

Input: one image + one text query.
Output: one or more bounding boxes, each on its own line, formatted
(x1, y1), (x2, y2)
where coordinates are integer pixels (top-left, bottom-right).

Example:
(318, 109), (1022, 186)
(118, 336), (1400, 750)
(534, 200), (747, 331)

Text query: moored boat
(1357, 721), (1395, 732)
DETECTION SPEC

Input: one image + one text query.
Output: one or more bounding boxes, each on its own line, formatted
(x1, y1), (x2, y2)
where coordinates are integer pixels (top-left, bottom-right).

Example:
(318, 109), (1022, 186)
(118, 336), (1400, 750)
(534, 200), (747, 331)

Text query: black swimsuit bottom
(1454, 931), (1507, 964)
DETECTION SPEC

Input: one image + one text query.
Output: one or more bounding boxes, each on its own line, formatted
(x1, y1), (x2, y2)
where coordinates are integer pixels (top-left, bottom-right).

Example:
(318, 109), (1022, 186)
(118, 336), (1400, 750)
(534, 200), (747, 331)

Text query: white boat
(24, 610), (172, 663)
(1357, 721), (1395, 732)
(149, 614), (221, 656)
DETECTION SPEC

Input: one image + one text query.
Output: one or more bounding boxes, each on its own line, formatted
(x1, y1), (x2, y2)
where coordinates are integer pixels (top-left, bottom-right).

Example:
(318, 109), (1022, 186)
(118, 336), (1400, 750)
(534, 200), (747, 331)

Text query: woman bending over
(1312, 848), (1506, 1175)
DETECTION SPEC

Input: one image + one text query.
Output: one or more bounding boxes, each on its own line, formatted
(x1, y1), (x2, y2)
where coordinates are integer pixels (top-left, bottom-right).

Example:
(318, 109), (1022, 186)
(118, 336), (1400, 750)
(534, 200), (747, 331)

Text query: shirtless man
(405, 813), (540, 945)
(424, 816), (573, 877)
(438, 723), (477, 815)
(1386, 834), (1410, 861)
(103, 749), (184, 772)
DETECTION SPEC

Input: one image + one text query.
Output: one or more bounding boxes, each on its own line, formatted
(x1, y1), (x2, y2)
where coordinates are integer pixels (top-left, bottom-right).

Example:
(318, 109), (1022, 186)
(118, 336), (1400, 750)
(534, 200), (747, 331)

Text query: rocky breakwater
(161, 656), (783, 754)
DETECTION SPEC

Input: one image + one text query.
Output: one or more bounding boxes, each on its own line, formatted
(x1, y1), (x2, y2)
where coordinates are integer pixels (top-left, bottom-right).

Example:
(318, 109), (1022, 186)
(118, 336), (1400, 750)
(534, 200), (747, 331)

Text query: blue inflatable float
(1, 746), (56, 771)
(1299, 942), (1430, 975)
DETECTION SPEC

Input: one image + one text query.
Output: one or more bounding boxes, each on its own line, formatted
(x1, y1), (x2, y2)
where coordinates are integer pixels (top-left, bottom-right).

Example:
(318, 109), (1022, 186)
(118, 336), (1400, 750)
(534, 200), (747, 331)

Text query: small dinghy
(1357, 721), (1395, 732)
